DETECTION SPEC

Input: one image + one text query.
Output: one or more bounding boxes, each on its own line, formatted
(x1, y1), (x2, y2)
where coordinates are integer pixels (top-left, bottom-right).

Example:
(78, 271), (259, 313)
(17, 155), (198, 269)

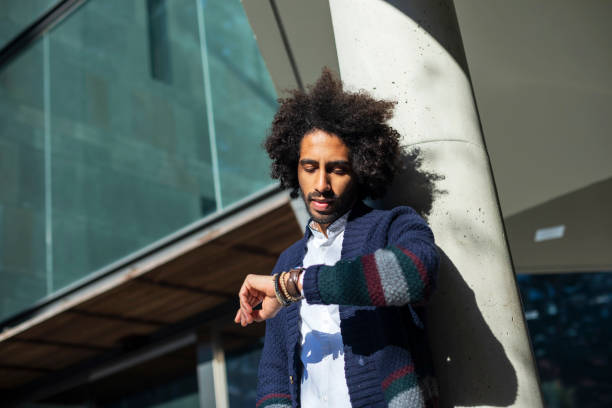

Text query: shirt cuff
(299, 270), (305, 297)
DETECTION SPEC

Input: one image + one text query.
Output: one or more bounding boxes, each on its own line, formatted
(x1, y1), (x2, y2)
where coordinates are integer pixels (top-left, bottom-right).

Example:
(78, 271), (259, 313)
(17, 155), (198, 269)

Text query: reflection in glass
(48, 0), (217, 290)
(518, 272), (612, 408)
(226, 341), (263, 407)
(0, 0), (58, 49)
(0, 40), (47, 320)
(202, 0), (277, 206)
(101, 372), (199, 408)
(0, 0), (277, 321)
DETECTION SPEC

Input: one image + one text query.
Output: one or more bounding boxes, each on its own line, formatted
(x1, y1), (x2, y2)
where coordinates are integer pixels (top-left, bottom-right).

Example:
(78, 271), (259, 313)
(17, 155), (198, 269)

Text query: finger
(238, 279), (250, 308)
(234, 309), (241, 324)
(249, 292), (263, 307)
(239, 289), (251, 314)
(246, 293), (256, 308)
(244, 306), (254, 324)
(238, 290), (248, 310)
(248, 294), (263, 310)
(241, 308), (252, 327)
(239, 299), (252, 324)
(252, 310), (263, 322)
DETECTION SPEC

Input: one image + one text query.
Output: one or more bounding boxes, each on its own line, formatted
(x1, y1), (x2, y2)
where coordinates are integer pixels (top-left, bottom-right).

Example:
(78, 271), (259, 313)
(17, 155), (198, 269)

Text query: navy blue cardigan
(256, 202), (440, 408)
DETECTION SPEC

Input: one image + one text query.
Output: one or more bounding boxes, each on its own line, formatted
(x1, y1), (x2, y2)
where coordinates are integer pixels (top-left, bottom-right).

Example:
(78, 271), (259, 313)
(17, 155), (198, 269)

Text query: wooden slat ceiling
(0, 202), (302, 395)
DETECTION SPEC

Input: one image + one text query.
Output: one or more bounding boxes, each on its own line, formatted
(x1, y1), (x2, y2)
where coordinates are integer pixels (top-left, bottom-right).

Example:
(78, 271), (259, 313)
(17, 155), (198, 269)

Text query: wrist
(273, 269), (303, 307)
(273, 273), (291, 307)
(285, 268), (303, 300)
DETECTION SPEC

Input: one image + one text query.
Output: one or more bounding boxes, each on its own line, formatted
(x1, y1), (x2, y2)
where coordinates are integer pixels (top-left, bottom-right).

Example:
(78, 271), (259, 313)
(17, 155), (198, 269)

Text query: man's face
(298, 129), (357, 228)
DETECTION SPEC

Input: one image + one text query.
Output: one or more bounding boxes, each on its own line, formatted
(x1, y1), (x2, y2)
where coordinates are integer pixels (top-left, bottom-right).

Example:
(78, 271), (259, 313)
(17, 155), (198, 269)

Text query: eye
(332, 167), (348, 175)
(303, 166), (316, 173)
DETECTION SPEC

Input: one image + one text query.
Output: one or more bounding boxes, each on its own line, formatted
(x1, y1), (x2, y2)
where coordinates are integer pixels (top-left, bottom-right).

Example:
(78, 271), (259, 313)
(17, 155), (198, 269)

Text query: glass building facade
(0, 0), (58, 49)
(517, 272), (611, 408)
(0, 0), (276, 322)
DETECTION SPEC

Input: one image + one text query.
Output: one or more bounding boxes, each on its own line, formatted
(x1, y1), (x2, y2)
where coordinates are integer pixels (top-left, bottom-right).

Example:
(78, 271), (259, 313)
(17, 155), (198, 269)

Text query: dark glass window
(518, 272), (612, 408)
(225, 341), (264, 407)
(146, 0), (172, 83)
(101, 372), (199, 408)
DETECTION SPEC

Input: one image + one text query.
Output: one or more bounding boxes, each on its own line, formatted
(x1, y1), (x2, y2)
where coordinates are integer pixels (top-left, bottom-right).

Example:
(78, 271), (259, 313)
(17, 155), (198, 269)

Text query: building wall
(454, 1), (612, 405)
(0, 0), (277, 322)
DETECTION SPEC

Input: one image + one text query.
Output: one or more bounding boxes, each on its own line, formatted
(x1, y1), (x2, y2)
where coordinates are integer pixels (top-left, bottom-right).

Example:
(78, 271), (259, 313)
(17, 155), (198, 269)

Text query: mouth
(310, 198), (334, 212)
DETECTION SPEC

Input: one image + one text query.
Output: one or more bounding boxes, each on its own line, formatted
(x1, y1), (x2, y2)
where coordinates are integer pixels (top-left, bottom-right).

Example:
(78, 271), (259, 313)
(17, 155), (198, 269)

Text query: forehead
(299, 129), (349, 160)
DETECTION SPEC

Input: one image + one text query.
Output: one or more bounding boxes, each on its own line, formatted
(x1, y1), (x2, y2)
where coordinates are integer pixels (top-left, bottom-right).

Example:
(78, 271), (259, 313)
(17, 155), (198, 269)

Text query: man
(234, 69), (439, 408)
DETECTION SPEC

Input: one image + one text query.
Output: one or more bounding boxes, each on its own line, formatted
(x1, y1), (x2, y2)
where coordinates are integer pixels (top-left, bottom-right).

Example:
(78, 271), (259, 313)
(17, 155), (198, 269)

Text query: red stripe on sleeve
(362, 253), (386, 306)
(381, 364), (415, 390)
(256, 393), (292, 408)
(399, 247), (429, 289)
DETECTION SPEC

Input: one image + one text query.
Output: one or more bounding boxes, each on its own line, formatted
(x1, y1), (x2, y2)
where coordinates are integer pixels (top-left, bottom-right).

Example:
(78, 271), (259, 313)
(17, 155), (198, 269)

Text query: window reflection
(517, 272), (612, 408)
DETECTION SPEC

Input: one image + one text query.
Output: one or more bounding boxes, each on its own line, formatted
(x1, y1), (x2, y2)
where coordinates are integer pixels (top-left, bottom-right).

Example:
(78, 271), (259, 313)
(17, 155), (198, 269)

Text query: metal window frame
(0, 0), (87, 70)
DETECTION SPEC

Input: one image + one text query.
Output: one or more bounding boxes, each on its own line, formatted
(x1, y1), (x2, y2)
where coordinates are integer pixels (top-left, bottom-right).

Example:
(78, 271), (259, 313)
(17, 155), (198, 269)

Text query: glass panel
(0, 0), (278, 321)
(101, 372), (199, 408)
(48, 0), (216, 290)
(225, 342), (263, 407)
(517, 272), (612, 408)
(0, 40), (47, 320)
(202, 0), (277, 206)
(0, 0), (58, 49)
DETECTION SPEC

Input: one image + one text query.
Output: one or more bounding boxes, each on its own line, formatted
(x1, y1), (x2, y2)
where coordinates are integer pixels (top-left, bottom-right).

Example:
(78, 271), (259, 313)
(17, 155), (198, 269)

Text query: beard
(300, 183), (358, 227)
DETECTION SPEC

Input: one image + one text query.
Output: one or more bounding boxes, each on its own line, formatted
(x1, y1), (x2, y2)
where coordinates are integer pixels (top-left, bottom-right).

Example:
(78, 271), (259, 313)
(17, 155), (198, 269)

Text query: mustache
(307, 191), (336, 201)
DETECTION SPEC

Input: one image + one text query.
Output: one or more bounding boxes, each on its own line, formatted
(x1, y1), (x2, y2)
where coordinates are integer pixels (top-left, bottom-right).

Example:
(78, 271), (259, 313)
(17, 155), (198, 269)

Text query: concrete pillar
(197, 333), (229, 408)
(242, 0), (543, 406)
(328, 0), (542, 406)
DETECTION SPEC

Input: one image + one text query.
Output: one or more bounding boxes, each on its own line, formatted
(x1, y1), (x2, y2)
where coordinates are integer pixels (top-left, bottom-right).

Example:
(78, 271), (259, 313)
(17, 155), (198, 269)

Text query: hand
(234, 274), (282, 326)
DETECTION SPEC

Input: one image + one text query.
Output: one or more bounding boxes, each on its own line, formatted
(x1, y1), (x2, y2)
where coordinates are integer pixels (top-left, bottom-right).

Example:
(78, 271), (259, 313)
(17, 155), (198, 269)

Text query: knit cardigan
(256, 202), (440, 408)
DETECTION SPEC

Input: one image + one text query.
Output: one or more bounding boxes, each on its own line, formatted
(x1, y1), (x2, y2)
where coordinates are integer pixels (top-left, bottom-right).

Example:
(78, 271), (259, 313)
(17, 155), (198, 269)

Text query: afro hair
(264, 68), (403, 199)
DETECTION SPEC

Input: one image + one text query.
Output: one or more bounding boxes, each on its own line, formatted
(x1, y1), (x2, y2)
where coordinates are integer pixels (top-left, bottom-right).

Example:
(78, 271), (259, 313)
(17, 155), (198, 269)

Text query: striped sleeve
(256, 393), (292, 408)
(303, 244), (437, 307)
(256, 251), (294, 407)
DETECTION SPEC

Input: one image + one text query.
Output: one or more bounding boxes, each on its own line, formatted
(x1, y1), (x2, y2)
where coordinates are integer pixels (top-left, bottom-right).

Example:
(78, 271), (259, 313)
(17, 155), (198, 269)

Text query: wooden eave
(0, 189), (303, 399)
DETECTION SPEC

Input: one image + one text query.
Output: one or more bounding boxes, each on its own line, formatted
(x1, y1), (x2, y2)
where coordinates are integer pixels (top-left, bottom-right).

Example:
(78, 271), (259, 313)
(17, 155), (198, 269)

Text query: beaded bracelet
(278, 271), (292, 301)
(273, 273), (291, 307)
(281, 270), (302, 302)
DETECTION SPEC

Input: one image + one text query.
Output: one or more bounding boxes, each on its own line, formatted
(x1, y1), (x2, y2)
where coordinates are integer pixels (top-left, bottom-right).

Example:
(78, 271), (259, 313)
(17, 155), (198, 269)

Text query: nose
(314, 168), (331, 194)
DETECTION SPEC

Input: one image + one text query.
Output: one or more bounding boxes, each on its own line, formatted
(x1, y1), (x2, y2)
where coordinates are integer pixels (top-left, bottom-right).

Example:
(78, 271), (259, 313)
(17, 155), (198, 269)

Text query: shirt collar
(308, 211), (350, 239)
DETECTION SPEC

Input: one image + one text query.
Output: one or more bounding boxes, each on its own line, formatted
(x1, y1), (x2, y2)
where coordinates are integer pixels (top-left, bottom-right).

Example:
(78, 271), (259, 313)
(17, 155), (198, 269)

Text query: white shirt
(299, 213), (351, 407)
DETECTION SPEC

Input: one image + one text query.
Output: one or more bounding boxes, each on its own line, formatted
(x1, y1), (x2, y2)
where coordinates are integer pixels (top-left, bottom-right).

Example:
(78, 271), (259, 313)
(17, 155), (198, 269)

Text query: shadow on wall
(377, 148), (518, 406)
(428, 249), (518, 407)
(375, 148), (445, 221)
(385, 0), (469, 73)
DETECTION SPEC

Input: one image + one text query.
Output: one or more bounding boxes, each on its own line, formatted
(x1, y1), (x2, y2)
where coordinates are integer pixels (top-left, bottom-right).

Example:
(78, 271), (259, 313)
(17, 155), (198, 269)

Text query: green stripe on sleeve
(318, 258), (372, 305)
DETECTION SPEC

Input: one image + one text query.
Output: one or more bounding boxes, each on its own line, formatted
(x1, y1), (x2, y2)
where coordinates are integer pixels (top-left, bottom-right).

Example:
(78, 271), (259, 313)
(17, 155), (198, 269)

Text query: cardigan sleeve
(302, 208), (439, 307)
(256, 252), (293, 408)
(256, 313), (292, 408)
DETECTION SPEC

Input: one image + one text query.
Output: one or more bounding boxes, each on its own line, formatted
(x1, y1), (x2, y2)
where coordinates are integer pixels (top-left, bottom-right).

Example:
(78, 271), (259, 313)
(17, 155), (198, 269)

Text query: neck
(312, 221), (330, 238)
(308, 199), (358, 238)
